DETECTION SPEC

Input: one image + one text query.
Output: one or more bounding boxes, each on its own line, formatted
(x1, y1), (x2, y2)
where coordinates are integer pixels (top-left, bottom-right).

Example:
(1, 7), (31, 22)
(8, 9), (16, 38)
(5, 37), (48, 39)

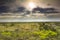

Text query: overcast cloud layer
(0, 0), (60, 12)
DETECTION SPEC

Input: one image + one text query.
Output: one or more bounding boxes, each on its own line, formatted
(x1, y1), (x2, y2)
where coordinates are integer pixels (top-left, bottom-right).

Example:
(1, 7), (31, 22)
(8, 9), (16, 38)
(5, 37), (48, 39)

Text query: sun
(28, 2), (36, 11)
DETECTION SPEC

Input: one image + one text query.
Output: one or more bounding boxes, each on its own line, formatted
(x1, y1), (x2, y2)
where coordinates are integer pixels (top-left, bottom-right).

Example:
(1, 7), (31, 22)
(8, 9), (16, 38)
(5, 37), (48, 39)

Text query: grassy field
(0, 22), (60, 40)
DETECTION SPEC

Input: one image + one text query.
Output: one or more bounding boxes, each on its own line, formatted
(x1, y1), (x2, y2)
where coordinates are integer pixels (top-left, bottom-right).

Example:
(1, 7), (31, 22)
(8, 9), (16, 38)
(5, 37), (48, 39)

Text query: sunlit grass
(0, 22), (59, 40)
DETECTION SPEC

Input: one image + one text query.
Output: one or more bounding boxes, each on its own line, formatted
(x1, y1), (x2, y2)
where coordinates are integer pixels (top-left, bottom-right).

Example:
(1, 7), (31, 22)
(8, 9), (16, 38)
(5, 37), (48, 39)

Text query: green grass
(0, 22), (59, 40)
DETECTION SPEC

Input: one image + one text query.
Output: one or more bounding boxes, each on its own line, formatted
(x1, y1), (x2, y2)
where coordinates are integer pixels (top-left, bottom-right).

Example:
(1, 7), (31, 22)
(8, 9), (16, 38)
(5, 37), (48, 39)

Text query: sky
(0, 0), (60, 22)
(0, 0), (60, 11)
(0, 0), (60, 7)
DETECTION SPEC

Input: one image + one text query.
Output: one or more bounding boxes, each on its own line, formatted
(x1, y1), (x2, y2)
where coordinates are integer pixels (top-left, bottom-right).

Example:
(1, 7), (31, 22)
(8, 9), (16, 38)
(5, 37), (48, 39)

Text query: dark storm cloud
(0, 0), (16, 13)
(0, 0), (15, 5)
(0, 0), (27, 13)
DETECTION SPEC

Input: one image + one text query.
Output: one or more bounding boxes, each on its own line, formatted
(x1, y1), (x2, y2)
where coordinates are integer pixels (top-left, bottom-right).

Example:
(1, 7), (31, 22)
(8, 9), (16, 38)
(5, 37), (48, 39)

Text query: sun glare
(28, 2), (36, 11)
